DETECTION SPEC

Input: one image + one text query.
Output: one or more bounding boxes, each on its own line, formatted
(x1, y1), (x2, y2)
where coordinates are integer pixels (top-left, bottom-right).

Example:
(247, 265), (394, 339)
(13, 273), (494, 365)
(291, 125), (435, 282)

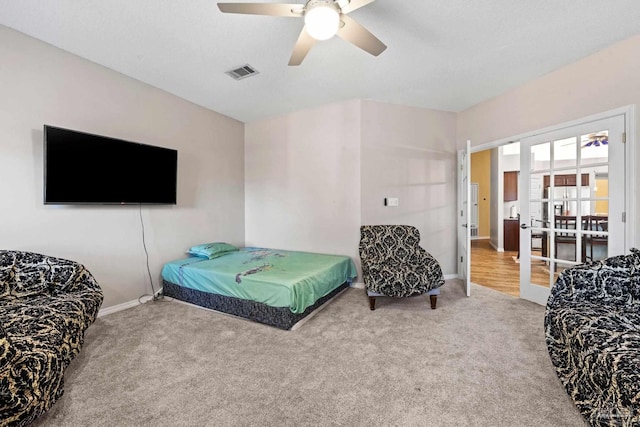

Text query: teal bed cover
(161, 247), (357, 314)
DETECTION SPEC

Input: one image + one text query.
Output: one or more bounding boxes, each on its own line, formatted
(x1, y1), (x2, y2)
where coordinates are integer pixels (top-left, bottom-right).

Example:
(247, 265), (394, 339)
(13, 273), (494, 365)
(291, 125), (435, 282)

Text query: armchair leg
(364, 287), (376, 310)
(368, 296), (376, 311)
(429, 295), (437, 310)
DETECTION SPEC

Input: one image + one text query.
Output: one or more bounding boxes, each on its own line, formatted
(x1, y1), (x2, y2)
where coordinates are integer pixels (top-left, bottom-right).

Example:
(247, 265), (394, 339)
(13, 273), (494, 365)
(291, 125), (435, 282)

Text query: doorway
(469, 145), (521, 296)
(463, 107), (633, 303)
(519, 114), (626, 305)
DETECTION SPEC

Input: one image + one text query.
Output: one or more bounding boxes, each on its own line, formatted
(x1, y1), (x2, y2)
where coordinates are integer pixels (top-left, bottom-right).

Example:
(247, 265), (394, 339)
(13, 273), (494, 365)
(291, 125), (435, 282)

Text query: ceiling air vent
(225, 64), (259, 80)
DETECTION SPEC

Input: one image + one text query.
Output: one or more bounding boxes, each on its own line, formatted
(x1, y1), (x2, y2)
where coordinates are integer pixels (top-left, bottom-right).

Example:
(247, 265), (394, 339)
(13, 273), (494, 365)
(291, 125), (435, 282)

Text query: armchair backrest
(0, 250), (100, 298)
(548, 248), (640, 308)
(359, 225), (422, 267)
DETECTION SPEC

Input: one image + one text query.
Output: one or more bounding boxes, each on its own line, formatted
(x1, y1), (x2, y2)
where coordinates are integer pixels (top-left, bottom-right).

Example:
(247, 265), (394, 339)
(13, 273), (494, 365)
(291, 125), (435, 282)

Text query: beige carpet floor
(34, 280), (585, 426)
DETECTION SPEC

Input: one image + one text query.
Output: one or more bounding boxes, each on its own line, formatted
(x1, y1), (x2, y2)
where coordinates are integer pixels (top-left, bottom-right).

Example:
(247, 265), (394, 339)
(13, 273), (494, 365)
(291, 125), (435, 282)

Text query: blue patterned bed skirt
(162, 279), (349, 330)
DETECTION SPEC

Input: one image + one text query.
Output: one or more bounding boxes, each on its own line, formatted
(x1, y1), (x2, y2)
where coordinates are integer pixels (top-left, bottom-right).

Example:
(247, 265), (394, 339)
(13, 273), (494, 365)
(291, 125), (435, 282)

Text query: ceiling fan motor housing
(305, 0), (342, 12)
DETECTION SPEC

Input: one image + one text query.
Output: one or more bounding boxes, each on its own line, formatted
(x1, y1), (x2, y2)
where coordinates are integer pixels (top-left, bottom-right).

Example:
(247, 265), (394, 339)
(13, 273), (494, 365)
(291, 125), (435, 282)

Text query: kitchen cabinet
(504, 171), (518, 202)
(504, 219), (520, 252)
(543, 173), (589, 189)
(542, 173), (591, 217)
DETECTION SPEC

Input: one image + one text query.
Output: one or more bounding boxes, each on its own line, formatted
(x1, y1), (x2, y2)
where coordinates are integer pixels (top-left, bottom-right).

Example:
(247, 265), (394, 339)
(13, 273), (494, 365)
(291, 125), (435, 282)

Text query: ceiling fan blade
(337, 14), (386, 56)
(288, 27), (317, 66)
(218, 3), (302, 17)
(340, 0), (375, 14)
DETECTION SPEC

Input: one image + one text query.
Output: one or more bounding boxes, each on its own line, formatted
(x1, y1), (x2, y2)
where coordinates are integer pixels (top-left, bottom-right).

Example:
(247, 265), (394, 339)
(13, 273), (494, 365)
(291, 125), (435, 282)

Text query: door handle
(462, 224), (468, 228)
(520, 224), (529, 229)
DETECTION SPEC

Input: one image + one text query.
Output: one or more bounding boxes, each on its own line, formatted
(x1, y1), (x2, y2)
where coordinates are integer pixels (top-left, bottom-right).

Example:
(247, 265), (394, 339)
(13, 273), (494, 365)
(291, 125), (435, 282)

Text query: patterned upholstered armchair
(0, 250), (103, 425)
(545, 249), (640, 426)
(359, 225), (445, 310)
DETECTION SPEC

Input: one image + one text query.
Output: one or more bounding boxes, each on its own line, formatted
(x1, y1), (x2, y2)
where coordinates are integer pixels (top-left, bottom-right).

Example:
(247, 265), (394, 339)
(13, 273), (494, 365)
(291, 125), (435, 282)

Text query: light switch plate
(385, 197), (399, 207)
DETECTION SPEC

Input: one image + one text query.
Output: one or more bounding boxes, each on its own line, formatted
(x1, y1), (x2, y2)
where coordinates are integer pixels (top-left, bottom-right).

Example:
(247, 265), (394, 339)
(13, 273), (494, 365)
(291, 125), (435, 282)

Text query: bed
(161, 247), (357, 330)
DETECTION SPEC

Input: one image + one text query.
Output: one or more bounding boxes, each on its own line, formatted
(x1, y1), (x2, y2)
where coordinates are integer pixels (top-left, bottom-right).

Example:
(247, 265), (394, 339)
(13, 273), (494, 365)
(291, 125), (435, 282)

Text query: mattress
(161, 247), (357, 314)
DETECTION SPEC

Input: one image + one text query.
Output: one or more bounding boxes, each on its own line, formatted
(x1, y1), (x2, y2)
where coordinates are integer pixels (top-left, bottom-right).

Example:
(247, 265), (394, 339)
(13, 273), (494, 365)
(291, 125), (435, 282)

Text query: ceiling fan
(582, 133), (608, 148)
(558, 132), (609, 148)
(217, 0), (387, 66)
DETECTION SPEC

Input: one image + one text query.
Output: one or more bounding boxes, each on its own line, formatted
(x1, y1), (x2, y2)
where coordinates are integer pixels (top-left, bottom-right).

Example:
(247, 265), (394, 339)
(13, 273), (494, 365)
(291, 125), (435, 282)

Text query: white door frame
(457, 140), (471, 296)
(462, 106), (636, 297)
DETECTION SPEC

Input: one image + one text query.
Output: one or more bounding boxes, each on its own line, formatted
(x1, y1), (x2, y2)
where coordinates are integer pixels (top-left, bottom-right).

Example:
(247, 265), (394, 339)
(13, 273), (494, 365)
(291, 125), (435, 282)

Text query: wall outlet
(384, 197), (399, 207)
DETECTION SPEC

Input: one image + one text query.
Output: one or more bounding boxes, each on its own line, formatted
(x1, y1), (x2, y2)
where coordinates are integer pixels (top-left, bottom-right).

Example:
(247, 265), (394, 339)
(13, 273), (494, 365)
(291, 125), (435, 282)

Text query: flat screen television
(44, 125), (178, 205)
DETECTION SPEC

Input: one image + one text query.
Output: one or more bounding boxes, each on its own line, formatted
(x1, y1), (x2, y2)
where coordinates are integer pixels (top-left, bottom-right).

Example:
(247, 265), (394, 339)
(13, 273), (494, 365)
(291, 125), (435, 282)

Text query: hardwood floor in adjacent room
(471, 239), (520, 297)
(471, 239), (553, 298)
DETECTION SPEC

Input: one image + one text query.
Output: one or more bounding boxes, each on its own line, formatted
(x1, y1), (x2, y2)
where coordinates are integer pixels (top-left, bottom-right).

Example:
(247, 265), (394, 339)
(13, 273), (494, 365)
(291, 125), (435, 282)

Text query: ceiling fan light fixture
(304, 0), (340, 41)
(218, 0), (385, 65)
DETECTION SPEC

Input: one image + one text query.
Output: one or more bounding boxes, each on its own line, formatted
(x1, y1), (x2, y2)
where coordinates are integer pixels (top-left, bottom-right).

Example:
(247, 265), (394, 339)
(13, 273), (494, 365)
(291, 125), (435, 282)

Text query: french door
(519, 115), (625, 305)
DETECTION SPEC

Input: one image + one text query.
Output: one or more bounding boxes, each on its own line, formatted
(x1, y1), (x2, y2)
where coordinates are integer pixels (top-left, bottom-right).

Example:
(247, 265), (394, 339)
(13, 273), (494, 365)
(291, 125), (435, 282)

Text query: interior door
(519, 115), (625, 305)
(457, 140), (471, 296)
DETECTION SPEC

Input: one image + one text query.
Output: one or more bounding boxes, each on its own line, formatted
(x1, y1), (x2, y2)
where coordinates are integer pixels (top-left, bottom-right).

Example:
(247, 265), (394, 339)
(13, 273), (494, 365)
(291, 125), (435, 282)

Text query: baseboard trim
(98, 287), (163, 317)
(443, 274), (458, 280)
(98, 299), (139, 317)
(489, 240), (504, 252)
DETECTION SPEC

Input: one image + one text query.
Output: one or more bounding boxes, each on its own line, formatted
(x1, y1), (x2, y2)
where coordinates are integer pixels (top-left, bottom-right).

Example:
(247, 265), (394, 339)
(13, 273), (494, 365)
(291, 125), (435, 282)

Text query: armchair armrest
(363, 255), (444, 298)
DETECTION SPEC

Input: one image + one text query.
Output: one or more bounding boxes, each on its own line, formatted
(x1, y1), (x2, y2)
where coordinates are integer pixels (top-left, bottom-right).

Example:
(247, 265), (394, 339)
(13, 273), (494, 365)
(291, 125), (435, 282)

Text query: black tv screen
(44, 125), (177, 205)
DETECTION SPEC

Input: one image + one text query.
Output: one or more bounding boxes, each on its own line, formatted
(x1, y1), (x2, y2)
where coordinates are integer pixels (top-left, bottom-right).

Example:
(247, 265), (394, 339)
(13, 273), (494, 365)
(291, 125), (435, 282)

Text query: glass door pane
(580, 130), (609, 262)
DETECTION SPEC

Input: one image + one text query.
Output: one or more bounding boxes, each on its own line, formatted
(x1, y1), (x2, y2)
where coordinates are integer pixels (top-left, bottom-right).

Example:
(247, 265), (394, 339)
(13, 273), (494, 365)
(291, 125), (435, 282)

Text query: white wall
(245, 100), (458, 280)
(360, 101), (457, 275)
(0, 26), (245, 309)
(244, 100), (362, 273)
(458, 34), (640, 248)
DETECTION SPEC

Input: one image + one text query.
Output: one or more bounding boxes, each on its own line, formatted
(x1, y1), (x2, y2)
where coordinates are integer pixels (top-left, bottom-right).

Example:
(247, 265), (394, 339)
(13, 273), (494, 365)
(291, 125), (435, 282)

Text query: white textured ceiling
(1, 0), (640, 123)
